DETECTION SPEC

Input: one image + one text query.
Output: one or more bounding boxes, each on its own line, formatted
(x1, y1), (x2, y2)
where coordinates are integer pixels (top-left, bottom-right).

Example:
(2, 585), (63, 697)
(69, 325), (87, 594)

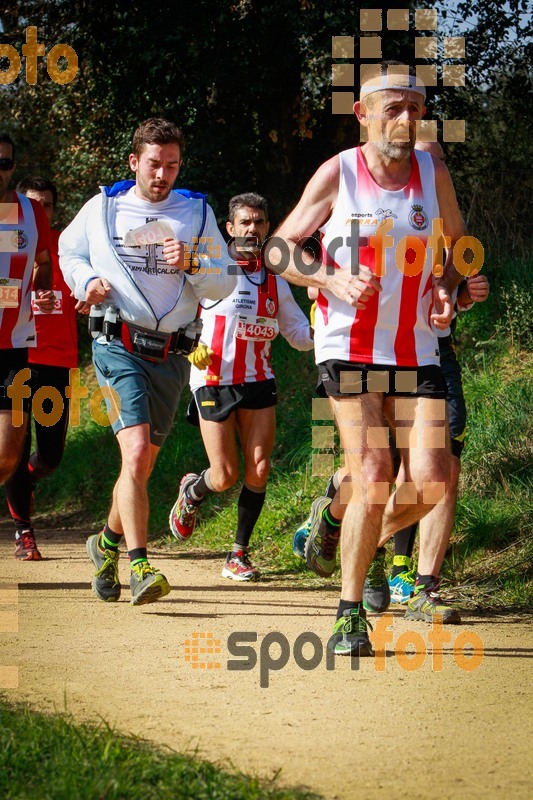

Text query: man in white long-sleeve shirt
(169, 193), (313, 580)
(60, 118), (236, 606)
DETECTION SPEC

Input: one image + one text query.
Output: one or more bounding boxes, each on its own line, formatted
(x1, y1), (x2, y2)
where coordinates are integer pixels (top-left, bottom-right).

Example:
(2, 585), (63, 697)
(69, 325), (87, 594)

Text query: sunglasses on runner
(0, 158), (15, 171)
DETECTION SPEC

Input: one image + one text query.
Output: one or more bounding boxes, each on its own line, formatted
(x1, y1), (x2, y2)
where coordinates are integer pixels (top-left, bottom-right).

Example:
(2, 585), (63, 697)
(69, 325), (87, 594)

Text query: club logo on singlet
(375, 208), (398, 222)
(408, 204), (429, 231)
(265, 297), (276, 317)
(12, 229), (29, 249)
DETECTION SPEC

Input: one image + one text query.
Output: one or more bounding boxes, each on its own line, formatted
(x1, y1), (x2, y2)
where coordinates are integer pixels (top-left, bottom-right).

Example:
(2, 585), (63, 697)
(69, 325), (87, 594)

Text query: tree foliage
(1, 0), (531, 260)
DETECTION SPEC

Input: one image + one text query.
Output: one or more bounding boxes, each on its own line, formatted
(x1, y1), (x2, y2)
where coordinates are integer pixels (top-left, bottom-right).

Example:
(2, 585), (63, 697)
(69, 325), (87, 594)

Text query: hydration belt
(120, 322), (196, 363)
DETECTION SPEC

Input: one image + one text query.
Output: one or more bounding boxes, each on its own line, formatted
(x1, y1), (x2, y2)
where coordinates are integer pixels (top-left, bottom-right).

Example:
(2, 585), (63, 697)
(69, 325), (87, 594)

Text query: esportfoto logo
(184, 616), (484, 687)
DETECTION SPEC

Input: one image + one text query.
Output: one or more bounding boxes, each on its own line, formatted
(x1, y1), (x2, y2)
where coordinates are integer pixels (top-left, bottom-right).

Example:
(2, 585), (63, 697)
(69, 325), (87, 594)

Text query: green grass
(11, 261), (532, 609)
(0, 699), (319, 800)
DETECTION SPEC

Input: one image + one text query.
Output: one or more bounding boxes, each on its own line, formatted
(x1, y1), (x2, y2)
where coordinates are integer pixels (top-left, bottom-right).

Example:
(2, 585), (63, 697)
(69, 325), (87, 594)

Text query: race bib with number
(234, 315), (279, 342)
(123, 220), (175, 247)
(31, 290), (63, 315)
(0, 278), (21, 308)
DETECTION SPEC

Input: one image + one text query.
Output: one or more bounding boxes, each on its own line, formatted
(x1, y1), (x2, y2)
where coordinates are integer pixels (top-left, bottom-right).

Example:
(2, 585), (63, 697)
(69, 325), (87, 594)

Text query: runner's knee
(210, 463), (239, 492)
(244, 455), (270, 487)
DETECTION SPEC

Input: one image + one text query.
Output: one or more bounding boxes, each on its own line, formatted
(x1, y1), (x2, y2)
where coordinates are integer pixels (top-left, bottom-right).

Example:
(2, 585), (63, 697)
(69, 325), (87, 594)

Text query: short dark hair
(16, 176), (58, 208)
(132, 118), (185, 158)
(0, 132), (15, 161)
(228, 193), (269, 224)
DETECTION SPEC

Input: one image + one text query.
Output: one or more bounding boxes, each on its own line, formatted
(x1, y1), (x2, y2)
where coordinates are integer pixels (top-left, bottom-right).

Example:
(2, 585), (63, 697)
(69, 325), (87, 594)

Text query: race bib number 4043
(234, 314), (279, 342)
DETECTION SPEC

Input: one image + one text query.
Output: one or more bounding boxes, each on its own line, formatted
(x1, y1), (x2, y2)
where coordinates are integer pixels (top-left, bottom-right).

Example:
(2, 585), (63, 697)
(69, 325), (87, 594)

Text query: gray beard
(374, 141), (412, 161)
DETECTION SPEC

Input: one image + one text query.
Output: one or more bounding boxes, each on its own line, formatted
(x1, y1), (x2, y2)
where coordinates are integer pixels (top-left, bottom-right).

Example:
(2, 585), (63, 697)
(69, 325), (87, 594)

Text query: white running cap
(360, 71), (426, 101)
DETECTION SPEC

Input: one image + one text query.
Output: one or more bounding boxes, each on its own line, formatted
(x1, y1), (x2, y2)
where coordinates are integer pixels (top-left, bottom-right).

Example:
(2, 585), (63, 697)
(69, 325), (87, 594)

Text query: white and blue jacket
(59, 181), (236, 333)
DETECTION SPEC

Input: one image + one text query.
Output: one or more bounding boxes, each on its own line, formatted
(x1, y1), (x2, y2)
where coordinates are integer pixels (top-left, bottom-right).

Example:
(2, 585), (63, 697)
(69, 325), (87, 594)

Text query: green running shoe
(327, 606), (374, 657)
(304, 497), (340, 578)
(405, 582), (461, 624)
(362, 549), (390, 613)
(130, 562), (170, 606)
(86, 533), (121, 602)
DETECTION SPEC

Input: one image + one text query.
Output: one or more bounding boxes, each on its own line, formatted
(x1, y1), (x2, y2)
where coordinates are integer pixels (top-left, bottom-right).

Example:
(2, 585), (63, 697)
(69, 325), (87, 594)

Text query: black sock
(336, 599), (364, 620)
(188, 469), (215, 503)
(99, 524), (122, 552)
(234, 484), (266, 549)
(128, 547), (148, 566)
(394, 524), (416, 558)
(324, 472), (339, 500)
(323, 506), (342, 531)
(415, 573), (438, 592)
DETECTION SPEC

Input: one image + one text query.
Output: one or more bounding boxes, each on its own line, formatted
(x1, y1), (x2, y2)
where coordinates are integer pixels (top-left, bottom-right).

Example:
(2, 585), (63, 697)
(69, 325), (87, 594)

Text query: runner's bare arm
(266, 157), (381, 308)
(33, 249), (52, 290)
(431, 159), (476, 328)
(32, 249), (55, 314)
(434, 159), (472, 294)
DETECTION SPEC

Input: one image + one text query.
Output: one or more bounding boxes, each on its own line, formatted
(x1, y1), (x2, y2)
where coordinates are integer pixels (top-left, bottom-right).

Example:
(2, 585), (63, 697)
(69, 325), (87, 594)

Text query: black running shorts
(187, 379), (278, 426)
(317, 360), (446, 399)
(0, 348), (31, 413)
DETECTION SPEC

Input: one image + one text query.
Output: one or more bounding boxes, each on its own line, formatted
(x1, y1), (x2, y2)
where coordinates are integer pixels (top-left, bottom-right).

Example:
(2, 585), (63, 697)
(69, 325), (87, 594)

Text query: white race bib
(0, 278), (21, 308)
(31, 290), (63, 315)
(234, 314), (279, 342)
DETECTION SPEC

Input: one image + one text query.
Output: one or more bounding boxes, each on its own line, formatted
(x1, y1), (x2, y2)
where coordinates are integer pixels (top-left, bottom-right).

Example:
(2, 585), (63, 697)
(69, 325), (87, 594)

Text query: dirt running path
(1, 525), (532, 799)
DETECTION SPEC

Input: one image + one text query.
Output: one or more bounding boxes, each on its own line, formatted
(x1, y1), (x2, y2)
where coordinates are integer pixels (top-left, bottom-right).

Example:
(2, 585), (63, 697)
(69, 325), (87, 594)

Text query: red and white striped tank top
(314, 147), (441, 367)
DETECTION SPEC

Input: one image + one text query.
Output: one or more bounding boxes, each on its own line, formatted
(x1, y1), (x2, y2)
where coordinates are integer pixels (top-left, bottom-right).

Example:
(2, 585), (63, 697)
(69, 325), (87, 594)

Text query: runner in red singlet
(0, 135), (55, 535)
(4, 177), (79, 560)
